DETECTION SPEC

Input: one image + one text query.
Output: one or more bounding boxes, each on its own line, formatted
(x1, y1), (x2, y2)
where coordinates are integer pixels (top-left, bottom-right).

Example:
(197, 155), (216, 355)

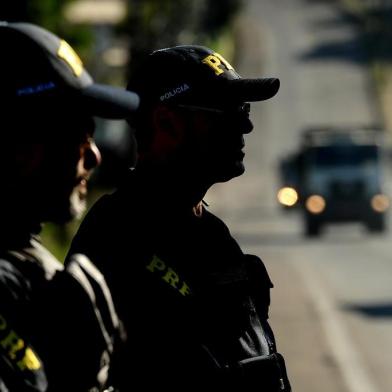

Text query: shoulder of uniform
(83, 193), (124, 223)
(202, 208), (230, 229)
(0, 258), (30, 301)
(69, 192), (135, 254)
(243, 254), (274, 289)
(202, 208), (241, 248)
(17, 239), (63, 280)
(66, 253), (120, 335)
(66, 253), (105, 286)
(0, 257), (22, 275)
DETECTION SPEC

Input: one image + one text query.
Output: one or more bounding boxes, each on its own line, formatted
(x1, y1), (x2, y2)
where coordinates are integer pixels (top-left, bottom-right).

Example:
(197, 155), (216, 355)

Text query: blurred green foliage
(0, 0), (243, 78)
(0, 0), (93, 56)
(124, 0), (243, 76)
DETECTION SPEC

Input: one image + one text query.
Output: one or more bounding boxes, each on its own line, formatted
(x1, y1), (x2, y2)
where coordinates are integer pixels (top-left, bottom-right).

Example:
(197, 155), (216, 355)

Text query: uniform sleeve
(0, 259), (48, 392)
(0, 259), (30, 303)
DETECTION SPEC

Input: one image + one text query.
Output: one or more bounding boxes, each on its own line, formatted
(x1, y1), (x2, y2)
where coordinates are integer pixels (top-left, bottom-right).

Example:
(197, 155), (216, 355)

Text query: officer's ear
(14, 143), (45, 177)
(150, 105), (185, 157)
(0, 142), (43, 189)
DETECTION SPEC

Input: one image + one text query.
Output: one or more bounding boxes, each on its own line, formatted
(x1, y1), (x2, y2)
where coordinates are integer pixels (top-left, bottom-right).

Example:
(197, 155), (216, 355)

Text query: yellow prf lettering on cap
(57, 40), (84, 77)
(17, 348), (41, 371)
(202, 52), (234, 76)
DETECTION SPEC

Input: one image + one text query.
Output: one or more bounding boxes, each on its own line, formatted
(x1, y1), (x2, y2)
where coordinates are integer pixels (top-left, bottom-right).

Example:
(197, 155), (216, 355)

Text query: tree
(0, 0), (92, 55)
(124, 0), (242, 76)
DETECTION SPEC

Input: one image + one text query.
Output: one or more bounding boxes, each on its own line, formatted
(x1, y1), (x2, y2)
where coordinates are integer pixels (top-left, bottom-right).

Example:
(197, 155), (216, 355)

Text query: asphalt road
(207, 1), (392, 391)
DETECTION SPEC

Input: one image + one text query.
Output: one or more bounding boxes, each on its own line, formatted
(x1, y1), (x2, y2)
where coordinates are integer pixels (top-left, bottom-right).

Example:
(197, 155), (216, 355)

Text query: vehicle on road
(277, 127), (390, 236)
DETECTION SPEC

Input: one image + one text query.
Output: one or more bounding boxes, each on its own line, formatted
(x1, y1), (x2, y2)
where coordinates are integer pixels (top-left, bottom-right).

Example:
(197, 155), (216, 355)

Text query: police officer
(0, 22), (139, 391)
(69, 45), (291, 391)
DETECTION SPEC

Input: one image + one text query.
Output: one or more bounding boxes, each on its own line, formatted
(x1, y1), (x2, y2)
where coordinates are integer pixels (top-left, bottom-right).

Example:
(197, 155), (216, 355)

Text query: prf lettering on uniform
(146, 255), (191, 296)
(202, 52), (234, 75)
(0, 313), (41, 371)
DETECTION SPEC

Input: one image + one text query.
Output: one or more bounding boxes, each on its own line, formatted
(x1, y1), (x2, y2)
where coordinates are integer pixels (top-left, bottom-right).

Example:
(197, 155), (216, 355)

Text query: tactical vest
(0, 239), (121, 392)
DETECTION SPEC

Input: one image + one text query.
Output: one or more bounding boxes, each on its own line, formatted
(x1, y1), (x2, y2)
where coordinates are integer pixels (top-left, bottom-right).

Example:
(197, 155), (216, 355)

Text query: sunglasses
(174, 102), (251, 117)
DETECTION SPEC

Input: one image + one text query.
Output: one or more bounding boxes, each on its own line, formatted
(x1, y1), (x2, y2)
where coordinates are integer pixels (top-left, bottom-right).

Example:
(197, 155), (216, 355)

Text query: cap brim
(79, 83), (140, 119)
(227, 78), (280, 102)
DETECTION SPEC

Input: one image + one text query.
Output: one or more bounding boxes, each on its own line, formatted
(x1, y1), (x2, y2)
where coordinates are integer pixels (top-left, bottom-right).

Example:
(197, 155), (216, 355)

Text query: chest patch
(146, 255), (191, 297)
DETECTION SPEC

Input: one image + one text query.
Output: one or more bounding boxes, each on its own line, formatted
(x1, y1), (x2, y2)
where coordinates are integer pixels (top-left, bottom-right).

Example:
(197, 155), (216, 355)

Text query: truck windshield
(308, 145), (379, 167)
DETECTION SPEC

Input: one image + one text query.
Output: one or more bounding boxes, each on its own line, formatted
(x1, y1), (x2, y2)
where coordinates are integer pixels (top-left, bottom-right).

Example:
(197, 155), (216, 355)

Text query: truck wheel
(366, 214), (386, 233)
(305, 216), (321, 237)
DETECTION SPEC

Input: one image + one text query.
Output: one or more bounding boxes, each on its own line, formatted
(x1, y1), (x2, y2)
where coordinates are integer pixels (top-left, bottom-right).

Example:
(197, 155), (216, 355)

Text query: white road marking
(295, 258), (380, 392)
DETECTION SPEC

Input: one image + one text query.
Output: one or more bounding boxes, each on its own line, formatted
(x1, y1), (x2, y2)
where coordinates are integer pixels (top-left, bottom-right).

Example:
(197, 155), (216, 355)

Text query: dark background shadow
(343, 301), (392, 318)
(298, 1), (392, 64)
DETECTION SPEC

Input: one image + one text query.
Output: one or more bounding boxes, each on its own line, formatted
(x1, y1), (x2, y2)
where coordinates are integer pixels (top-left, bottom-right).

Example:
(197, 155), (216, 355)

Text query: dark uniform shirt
(0, 225), (120, 392)
(69, 168), (291, 391)
(0, 255), (48, 392)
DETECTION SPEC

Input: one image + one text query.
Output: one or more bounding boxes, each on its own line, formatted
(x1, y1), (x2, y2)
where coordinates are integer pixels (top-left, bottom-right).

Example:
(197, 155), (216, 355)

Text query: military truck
(280, 127), (390, 236)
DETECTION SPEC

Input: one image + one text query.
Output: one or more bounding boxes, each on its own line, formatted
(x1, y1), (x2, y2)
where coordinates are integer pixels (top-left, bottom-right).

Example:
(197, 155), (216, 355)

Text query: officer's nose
(83, 139), (102, 171)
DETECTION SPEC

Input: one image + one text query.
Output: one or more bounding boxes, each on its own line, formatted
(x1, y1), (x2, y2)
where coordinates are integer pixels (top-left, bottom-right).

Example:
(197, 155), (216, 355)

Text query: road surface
(207, 1), (392, 391)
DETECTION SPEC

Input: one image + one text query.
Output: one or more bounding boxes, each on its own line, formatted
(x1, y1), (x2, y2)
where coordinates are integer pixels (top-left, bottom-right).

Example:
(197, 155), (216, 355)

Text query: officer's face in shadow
(150, 102), (254, 185)
(0, 109), (101, 224)
(42, 113), (102, 223)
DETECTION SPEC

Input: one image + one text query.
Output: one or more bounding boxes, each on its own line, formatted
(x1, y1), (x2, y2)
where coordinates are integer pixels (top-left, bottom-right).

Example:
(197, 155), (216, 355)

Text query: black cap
(0, 22), (139, 118)
(127, 45), (279, 108)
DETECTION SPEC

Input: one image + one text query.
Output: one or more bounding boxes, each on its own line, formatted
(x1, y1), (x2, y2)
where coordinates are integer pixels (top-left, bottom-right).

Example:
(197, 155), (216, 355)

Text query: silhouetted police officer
(0, 22), (139, 391)
(69, 45), (291, 391)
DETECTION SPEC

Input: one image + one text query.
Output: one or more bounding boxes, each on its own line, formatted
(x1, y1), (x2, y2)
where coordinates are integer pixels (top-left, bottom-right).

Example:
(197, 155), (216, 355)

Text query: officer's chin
(53, 193), (86, 223)
(69, 191), (87, 220)
(215, 161), (245, 183)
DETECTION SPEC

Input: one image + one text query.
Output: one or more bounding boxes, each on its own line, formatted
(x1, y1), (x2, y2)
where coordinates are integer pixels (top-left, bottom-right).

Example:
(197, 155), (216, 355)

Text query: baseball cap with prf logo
(127, 45), (280, 109)
(0, 22), (139, 118)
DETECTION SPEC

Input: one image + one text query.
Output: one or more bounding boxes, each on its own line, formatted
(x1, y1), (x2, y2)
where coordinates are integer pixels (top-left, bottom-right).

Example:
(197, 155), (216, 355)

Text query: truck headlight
(371, 194), (389, 213)
(306, 194), (326, 214)
(277, 187), (298, 207)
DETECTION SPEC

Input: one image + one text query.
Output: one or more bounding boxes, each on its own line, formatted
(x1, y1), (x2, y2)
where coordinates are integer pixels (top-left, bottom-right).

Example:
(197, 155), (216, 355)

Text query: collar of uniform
(123, 165), (208, 215)
(0, 220), (42, 250)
